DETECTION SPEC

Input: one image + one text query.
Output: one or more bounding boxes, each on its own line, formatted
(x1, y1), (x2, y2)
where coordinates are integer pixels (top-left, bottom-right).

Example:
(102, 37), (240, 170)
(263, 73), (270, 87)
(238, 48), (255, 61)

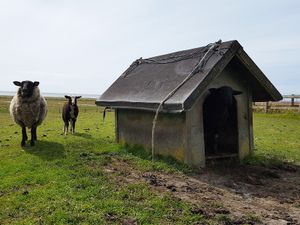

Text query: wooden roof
(96, 40), (282, 112)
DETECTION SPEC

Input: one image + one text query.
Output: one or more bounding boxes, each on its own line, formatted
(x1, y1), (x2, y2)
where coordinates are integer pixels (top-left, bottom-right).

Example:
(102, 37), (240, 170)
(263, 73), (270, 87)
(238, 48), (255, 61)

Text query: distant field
(0, 96), (300, 224)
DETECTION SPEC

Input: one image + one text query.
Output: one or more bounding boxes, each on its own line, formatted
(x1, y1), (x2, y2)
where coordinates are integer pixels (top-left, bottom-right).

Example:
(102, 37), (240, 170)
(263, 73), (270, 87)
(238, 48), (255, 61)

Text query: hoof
(30, 141), (35, 146)
(21, 141), (26, 147)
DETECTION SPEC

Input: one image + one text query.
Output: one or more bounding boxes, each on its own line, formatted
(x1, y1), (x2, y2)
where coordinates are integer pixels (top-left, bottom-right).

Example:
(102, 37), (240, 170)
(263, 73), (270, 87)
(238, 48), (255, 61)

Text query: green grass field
(250, 113), (300, 165)
(0, 96), (299, 224)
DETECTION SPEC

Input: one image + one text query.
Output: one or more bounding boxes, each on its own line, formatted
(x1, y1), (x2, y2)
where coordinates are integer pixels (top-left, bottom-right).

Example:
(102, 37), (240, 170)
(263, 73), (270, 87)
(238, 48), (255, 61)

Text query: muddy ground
(103, 157), (300, 225)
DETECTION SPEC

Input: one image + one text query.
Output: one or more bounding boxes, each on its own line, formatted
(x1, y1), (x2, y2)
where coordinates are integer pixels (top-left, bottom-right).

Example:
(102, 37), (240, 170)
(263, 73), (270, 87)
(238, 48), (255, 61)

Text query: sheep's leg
(21, 126), (27, 147)
(213, 133), (219, 154)
(33, 126), (37, 141)
(72, 120), (76, 134)
(67, 122), (69, 134)
(24, 128), (28, 141)
(70, 121), (73, 134)
(64, 121), (69, 135)
(30, 126), (36, 146)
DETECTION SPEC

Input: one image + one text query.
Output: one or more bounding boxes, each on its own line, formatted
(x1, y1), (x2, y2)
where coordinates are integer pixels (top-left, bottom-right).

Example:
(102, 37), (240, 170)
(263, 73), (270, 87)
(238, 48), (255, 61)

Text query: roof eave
(95, 100), (184, 113)
(235, 49), (283, 101)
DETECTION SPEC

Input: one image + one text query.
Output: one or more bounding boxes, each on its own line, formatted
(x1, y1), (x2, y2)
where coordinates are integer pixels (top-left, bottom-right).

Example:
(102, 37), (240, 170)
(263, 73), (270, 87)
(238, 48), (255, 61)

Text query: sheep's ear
(233, 90), (242, 95)
(33, 81), (39, 86)
(76, 96), (82, 99)
(13, 81), (21, 86)
(65, 95), (71, 99)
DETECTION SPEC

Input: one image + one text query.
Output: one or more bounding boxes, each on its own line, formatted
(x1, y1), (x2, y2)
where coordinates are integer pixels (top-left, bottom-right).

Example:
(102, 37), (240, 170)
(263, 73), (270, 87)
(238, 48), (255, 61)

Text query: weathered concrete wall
(186, 62), (253, 167)
(185, 95), (206, 167)
(117, 109), (187, 162)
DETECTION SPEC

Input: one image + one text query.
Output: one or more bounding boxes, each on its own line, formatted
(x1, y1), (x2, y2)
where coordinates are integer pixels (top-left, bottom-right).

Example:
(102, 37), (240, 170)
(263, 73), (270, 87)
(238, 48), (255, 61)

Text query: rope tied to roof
(122, 40), (223, 78)
(151, 39), (222, 162)
(122, 57), (143, 78)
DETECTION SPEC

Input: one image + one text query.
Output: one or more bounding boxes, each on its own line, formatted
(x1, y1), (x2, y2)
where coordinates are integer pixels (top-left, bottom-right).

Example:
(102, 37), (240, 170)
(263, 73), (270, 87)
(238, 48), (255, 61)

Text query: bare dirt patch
(103, 158), (300, 225)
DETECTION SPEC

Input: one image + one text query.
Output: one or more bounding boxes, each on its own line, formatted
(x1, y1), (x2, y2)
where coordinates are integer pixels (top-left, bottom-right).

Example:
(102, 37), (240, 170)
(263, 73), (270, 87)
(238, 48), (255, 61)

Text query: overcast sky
(0, 0), (299, 96)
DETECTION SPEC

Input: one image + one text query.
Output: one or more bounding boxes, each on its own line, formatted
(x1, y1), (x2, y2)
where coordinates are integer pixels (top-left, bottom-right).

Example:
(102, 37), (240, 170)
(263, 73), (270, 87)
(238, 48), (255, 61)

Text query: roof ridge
(146, 40), (236, 61)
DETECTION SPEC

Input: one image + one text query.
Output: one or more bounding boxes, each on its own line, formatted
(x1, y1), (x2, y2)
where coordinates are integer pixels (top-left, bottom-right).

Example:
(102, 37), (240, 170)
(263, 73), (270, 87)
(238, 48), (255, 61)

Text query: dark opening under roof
(96, 40), (282, 112)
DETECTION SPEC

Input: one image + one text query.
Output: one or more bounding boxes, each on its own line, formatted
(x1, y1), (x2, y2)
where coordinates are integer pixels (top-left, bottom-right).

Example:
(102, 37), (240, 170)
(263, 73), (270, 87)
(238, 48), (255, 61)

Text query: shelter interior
(203, 93), (239, 158)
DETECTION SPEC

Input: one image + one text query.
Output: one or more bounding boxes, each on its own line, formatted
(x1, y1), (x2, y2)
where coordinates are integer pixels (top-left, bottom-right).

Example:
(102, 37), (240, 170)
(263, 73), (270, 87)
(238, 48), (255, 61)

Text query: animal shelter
(96, 40), (282, 167)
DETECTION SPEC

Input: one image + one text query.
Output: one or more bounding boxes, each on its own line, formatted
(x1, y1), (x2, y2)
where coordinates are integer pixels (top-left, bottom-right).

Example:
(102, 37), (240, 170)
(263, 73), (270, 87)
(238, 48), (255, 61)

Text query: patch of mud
(103, 158), (300, 224)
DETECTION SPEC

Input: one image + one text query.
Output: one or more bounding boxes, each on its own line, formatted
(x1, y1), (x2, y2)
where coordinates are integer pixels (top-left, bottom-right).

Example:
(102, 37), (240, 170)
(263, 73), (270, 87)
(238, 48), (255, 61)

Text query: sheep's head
(209, 86), (242, 106)
(13, 80), (39, 98)
(65, 95), (81, 106)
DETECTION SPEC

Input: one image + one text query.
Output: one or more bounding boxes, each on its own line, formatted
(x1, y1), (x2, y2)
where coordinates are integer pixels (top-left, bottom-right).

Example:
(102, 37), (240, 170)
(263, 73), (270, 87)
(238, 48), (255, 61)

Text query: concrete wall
(116, 109), (187, 162)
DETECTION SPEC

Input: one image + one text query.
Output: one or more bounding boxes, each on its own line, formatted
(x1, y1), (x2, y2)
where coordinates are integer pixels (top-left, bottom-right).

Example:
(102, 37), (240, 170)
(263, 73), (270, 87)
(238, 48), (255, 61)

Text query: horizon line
(0, 90), (99, 98)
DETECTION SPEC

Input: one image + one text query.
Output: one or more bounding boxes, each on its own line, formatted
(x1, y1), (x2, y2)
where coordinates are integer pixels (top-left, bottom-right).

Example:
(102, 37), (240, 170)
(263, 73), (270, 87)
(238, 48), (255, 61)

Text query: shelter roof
(96, 40), (282, 112)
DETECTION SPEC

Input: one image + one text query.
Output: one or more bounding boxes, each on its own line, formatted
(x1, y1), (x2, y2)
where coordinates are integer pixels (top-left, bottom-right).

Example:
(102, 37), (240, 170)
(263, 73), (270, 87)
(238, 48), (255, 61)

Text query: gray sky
(0, 0), (299, 95)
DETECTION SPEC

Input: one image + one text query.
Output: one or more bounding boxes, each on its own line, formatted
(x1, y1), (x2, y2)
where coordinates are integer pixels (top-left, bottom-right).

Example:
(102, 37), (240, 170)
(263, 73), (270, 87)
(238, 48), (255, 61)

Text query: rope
(151, 40), (222, 162)
(122, 41), (224, 77)
(102, 107), (108, 122)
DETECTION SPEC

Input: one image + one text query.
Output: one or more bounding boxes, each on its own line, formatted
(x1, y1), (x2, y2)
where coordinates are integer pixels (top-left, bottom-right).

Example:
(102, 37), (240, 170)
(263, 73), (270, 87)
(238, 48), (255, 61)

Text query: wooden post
(291, 95), (295, 106)
(264, 101), (269, 113)
(115, 109), (119, 143)
(247, 88), (254, 153)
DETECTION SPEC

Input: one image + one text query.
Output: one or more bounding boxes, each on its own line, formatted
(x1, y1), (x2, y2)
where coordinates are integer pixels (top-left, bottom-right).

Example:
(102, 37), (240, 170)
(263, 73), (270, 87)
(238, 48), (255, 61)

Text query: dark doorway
(203, 86), (240, 158)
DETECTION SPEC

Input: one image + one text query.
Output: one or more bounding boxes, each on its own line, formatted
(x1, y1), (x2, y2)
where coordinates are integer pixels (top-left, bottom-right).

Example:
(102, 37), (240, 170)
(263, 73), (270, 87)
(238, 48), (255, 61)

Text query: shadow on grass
(22, 140), (65, 160)
(73, 132), (92, 139)
(241, 153), (300, 174)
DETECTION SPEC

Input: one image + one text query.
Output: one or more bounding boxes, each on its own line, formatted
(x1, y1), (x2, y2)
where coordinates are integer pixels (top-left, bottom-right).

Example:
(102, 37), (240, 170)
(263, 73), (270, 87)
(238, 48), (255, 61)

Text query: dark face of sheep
(208, 86), (242, 107)
(13, 81), (39, 98)
(64, 95), (82, 106)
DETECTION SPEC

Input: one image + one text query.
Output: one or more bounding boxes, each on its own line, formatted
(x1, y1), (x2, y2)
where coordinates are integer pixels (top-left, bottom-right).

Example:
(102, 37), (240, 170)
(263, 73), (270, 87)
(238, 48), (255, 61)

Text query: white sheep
(10, 81), (47, 146)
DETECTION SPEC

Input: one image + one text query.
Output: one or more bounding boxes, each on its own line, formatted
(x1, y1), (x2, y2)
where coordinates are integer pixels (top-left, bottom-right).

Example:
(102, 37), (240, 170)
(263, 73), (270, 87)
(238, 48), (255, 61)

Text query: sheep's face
(65, 95), (82, 106)
(14, 81), (39, 98)
(208, 86), (242, 106)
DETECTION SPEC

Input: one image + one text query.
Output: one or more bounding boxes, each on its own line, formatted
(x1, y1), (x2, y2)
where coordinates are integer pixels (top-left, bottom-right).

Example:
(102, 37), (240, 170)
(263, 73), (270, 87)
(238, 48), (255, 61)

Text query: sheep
(62, 95), (81, 134)
(203, 86), (242, 155)
(9, 80), (47, 146)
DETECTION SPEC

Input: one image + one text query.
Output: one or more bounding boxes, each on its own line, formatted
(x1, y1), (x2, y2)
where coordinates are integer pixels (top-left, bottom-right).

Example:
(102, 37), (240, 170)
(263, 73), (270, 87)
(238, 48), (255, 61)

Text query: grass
(245, 112), (300, 166)
(0, 97), (209, 224)
(0, 96), (300, 224)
